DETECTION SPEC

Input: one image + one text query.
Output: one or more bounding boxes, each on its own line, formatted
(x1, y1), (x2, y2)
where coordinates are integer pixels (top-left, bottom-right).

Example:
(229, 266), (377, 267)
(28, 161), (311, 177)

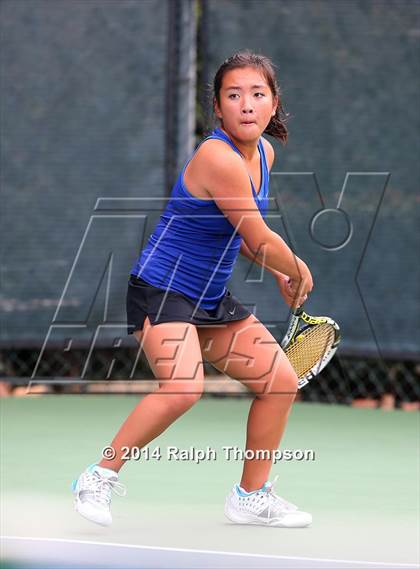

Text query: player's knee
(185, 390), (203, 408)
(282, 368), (299, 393)
(258, 368), (298, 400)
(166, 389), (203, 413)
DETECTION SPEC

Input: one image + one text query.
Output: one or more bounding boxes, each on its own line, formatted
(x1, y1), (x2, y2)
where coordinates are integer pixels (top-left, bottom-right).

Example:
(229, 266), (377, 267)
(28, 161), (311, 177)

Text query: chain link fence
(1, 1), (418, 408)
(1, 348), (418, 409)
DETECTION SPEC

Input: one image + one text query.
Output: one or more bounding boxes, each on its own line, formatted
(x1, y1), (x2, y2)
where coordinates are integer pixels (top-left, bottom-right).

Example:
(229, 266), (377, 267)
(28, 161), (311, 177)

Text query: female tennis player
(72, 51), (313, 528)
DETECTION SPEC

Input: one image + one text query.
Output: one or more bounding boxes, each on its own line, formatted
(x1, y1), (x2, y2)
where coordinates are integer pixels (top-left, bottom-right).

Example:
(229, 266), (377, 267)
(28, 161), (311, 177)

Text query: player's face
(215, 66), (278, 141)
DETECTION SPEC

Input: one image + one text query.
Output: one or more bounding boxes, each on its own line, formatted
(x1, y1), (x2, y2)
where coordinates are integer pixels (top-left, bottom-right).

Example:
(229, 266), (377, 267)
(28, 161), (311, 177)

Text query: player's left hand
(275, 273), (307, 308)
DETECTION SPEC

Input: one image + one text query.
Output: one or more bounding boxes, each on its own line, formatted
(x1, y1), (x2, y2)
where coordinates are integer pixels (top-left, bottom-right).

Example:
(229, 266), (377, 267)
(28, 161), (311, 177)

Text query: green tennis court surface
(1, 396), (419, 568)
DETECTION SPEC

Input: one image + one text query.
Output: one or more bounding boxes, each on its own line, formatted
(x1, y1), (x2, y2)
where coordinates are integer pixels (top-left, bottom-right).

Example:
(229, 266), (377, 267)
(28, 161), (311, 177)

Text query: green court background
(1, 396), (418, 565)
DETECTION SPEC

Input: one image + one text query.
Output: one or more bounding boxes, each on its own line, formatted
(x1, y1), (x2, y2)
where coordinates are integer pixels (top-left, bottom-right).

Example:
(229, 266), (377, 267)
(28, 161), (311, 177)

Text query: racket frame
(281, 305), (341, 389)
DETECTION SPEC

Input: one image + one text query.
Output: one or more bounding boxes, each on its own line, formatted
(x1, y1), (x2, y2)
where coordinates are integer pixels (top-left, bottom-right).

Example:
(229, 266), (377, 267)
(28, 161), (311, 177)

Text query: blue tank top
(130, 127), (270, 309)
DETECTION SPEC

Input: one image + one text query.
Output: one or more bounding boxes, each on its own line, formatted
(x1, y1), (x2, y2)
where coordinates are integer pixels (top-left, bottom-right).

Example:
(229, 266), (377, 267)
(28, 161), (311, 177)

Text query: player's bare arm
(199, 140), (313, 296)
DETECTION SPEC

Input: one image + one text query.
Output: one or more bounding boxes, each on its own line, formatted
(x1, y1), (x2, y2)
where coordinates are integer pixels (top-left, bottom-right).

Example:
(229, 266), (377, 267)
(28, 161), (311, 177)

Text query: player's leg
(196, 314), (311, 527)
(198, 313), (298, 491)
(98, 316), (205, 473)
(73, 316), (204, 525)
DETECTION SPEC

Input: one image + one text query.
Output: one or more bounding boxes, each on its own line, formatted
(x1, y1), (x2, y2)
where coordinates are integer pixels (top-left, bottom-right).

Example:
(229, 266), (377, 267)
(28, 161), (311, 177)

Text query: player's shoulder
(260, 136), (275, 170)
(193, 137), (244, 172)
(192, 133), (275, 173)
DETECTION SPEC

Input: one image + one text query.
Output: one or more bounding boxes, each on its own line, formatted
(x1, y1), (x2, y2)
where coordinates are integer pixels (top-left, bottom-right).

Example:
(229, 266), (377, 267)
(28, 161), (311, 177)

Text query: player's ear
(272, 94), (279, 117)
(213, 97), (222, 120)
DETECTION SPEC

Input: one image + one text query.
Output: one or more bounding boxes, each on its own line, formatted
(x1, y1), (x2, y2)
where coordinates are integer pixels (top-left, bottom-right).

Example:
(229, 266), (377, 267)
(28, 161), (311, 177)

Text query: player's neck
(219, 126), (259, 162)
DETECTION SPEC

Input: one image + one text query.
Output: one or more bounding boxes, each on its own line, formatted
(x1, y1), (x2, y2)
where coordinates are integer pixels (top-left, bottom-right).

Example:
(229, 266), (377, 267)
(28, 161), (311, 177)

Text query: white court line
(1, 536), (418, 568)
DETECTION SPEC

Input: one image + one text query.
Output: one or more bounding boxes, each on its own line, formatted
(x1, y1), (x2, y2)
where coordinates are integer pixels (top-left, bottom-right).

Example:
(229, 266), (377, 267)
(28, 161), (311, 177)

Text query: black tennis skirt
(126, 274), (252, 335)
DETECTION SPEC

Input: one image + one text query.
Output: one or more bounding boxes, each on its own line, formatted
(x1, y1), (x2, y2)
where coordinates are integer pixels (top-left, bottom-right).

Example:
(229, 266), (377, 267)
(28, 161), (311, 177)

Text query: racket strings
(284, 323), (336, 379)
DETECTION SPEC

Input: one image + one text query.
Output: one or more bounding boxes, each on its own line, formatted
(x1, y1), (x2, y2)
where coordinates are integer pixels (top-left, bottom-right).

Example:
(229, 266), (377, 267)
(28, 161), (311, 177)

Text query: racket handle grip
(292, 305), (305, 317)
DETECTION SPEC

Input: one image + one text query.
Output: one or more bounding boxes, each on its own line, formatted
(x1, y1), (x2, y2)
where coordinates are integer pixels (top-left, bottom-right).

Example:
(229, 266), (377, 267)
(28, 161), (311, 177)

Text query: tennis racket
(281, 305), (341, 389)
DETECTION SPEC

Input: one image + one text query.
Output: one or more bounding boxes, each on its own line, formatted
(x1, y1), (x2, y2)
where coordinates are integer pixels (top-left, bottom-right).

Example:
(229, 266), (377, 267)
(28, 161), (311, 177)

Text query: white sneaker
(71, 464), (126, 526)
(224, 475), (312, 527)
